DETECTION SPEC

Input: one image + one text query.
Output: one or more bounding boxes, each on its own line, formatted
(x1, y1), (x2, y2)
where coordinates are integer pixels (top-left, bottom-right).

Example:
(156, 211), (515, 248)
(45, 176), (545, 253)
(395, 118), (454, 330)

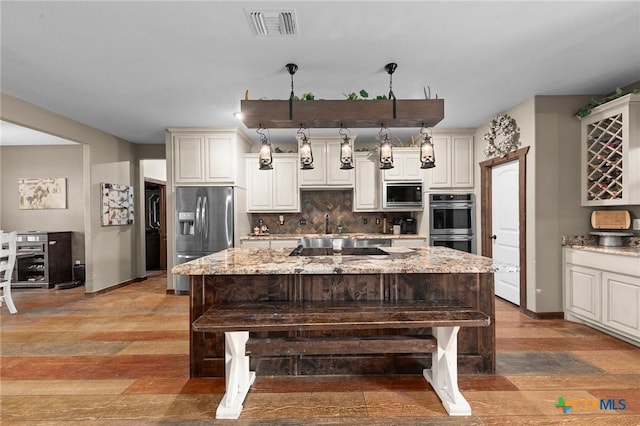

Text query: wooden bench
(192, 300), (491, 419)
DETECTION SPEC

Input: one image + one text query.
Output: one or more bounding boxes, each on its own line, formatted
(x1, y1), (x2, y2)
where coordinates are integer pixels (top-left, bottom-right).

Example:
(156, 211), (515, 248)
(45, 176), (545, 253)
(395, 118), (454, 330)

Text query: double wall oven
(429, 193), (475, 253)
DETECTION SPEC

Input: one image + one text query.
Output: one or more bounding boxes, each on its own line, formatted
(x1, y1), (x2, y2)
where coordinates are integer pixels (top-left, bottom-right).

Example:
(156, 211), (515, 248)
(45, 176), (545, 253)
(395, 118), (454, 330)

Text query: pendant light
(379, 124), (394, 170)
(257, 126), (273, 170)
(298, 126), (314, 169)
(419, 124), (436, 169)
(286, 63), (298, 120)
(338, 124), (354, 170)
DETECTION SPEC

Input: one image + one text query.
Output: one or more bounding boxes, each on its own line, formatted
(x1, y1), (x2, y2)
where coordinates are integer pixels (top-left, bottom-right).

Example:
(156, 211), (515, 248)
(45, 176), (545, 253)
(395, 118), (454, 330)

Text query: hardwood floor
(1, 273), (639, 424)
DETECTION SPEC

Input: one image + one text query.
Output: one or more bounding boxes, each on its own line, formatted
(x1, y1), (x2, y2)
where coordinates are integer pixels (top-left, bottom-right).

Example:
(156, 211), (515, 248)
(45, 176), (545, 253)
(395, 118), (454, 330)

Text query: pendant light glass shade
(257, 127), (273, 170)
(339, 125), (354, 170)
(298, 127), (314, 169)
(378, 125), (394, 170)
(420, 129), (436, 169)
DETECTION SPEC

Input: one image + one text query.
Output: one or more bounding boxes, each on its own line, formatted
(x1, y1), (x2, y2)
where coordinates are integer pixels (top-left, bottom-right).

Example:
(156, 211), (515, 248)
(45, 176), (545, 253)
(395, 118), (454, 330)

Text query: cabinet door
(451, 136), (474, 187)
(564, 264), (601, 321)
(392, 239), (425, 248)
(246, 159), (273, 211)
(174, 135), (205, 183)
(326, 141), (355, 186)
(240, 240), (270, 248)
(204, 135), (234, 183)
(382, 149), (421, 181)
(429, 136), (451, 188)
(602, 272), (640, 339)
(354, 154), (378, 211)
(400, 151), (422, 181)
(273, 157), (300, 211)
(299, 143), (326, 186)
(270, 239), (300, 248)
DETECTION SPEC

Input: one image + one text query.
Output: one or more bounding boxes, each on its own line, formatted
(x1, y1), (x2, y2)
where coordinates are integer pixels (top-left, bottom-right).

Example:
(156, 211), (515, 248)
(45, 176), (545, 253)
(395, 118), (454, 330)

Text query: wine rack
(581, 93), (640, 206)
(585, 113), (623, 201)
(14, 231), (72, 289)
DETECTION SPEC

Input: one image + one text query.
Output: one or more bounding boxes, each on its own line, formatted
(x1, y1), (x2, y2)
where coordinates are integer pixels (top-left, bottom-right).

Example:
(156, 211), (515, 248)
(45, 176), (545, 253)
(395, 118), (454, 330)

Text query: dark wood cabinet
(14, 232), (72, 289)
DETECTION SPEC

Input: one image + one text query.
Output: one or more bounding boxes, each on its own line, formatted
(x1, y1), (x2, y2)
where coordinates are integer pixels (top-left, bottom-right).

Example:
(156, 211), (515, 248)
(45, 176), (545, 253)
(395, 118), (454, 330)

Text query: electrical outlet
(633, 219), (640, 230)
(299, 218), (306, 225)
(375, 218), (380, 225)
(363, 218), (368, 225)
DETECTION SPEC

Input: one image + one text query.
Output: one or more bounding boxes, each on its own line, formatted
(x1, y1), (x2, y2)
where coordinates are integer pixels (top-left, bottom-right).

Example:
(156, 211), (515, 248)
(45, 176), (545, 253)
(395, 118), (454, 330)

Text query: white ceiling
(1, 1), (639, 146)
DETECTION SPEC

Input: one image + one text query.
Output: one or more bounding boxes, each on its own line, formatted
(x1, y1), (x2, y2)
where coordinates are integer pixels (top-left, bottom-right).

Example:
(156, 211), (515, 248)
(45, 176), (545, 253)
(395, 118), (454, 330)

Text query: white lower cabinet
(240, 240), (270, 248)
(563, 248), (640, 345)
(269, 239), (300, 249)
(602, 272), (640, 339)
(392, 238), (426, 248)
(240, 239), (299, 248)
(564, 264), (601, 322)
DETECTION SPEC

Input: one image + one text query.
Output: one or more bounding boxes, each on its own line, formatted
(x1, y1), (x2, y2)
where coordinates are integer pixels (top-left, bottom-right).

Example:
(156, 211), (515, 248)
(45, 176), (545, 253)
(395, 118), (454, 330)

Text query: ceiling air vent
(245, 9), (297, 37)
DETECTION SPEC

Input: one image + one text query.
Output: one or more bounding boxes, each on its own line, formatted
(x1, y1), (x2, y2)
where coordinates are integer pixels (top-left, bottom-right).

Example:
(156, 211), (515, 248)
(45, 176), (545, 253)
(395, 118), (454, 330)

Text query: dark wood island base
(190, 272), (495, 378)
(175, 246), (515, 418)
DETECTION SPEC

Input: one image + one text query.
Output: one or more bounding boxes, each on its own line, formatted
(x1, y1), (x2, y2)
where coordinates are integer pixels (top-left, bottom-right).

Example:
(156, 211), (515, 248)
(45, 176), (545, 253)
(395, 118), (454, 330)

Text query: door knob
(490, 235), (497, 240)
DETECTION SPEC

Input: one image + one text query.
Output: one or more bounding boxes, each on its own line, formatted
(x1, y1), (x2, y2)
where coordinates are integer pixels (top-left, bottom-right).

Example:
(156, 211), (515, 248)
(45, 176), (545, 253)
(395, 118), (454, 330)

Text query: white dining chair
(0, 231), (18, 314)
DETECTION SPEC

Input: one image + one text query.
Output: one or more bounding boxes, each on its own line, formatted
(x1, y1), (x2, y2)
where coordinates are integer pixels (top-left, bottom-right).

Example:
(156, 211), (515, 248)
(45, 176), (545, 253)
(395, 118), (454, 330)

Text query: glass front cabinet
(581, 93), (640, 206)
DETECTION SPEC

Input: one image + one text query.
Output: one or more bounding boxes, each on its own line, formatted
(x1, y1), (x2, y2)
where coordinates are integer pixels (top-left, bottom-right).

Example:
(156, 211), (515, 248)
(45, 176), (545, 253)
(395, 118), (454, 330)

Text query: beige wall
(473, 94), (633, 313)
(0, 93), (145, 293)
(0, 145), (85, 261)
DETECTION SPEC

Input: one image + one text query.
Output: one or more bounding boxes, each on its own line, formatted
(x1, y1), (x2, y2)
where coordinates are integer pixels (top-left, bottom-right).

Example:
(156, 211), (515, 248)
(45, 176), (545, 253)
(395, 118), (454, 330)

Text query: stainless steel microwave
(382, 182), (423, 209)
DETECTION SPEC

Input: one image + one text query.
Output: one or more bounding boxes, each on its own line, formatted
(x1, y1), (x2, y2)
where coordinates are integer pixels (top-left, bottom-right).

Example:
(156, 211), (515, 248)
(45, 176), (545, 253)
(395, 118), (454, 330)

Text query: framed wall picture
(18, 177), (67, 209)
(101, 182), (134, 226)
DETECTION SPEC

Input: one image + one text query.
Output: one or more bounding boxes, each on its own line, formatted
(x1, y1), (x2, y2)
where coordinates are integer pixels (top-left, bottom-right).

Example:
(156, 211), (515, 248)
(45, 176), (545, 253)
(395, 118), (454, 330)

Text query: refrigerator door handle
(225, 191), (232, 246)
(203, 196), (209, 241)
(195, 196), (202, 235)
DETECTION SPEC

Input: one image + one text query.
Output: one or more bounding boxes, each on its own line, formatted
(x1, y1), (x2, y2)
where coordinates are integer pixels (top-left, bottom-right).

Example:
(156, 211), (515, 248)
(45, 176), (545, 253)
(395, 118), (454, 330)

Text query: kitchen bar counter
(172, 246), (517, 276)
(175, 246), (513, 378)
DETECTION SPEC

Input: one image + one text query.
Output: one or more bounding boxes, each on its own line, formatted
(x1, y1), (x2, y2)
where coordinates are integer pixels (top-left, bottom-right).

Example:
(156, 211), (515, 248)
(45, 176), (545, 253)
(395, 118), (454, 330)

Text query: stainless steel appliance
(382, 182), (423, 209)
(429, 193), (475, 253)
(175, 186), (233, 294)
(401, 217), (417, 234)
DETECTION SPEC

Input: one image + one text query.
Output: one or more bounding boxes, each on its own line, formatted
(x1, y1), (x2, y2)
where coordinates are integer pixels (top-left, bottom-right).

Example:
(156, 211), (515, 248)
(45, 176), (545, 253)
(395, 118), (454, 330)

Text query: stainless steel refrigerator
(175, 186), (233, 294)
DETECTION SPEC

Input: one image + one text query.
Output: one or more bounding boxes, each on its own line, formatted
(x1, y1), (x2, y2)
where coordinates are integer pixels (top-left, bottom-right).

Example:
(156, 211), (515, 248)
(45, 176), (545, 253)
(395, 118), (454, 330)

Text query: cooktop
(289, 247), (389, 256)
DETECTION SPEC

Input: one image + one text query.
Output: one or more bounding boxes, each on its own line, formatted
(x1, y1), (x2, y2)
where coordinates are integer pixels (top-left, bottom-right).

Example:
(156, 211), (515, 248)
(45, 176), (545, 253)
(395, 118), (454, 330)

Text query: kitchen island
(173, 246), (517, 378)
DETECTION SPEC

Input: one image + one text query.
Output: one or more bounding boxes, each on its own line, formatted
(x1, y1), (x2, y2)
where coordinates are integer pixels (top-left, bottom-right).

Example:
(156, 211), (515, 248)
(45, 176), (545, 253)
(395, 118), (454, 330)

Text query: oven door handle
(430, 235), (473, 241)
(430, 203), (474, 209)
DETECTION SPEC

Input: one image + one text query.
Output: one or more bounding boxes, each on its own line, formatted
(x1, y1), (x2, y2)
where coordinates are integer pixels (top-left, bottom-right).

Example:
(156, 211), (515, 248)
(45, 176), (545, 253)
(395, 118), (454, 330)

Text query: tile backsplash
(249, 190), (414, 235)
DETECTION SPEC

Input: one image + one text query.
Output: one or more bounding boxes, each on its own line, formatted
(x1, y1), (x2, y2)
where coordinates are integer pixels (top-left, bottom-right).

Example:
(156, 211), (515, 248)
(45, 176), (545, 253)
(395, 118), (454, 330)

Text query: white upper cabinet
(170, 129), (251, 185)
(246, 154), (300, 212)
(580, 93), (640, 206)
(353, 152), (379, 211)
(428, 133), (474, 189)
(382, 148), (422, 181)
(299, 137), (355, 188)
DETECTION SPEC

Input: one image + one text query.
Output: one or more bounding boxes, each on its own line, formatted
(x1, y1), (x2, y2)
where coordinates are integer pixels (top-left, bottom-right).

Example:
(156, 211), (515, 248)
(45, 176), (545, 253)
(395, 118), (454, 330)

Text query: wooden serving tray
(591, 210), (631, 229)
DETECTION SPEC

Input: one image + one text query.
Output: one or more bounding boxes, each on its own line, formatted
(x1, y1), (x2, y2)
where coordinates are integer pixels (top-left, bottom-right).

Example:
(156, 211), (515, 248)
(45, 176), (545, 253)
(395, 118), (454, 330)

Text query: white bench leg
(423, 326), (472, 416)
(216, 331), (256, 419)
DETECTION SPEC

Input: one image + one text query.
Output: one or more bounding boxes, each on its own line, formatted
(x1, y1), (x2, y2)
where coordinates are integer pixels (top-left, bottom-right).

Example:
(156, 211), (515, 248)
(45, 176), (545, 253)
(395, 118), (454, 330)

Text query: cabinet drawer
(564, 249), (639, 276)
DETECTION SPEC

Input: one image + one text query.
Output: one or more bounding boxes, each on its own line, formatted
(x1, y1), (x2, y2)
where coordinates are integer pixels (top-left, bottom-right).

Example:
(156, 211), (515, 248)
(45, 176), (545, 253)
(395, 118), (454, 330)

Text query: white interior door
(492, 161), (520, 305)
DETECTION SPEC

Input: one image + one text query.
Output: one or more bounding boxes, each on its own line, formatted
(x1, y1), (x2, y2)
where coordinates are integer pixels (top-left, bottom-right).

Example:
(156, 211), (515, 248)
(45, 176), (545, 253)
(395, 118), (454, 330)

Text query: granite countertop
(172, 246), (518, 276)
(240, 233), (427, 241)
(562, 235), (640, 258)
(562, 245), (640, 257)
